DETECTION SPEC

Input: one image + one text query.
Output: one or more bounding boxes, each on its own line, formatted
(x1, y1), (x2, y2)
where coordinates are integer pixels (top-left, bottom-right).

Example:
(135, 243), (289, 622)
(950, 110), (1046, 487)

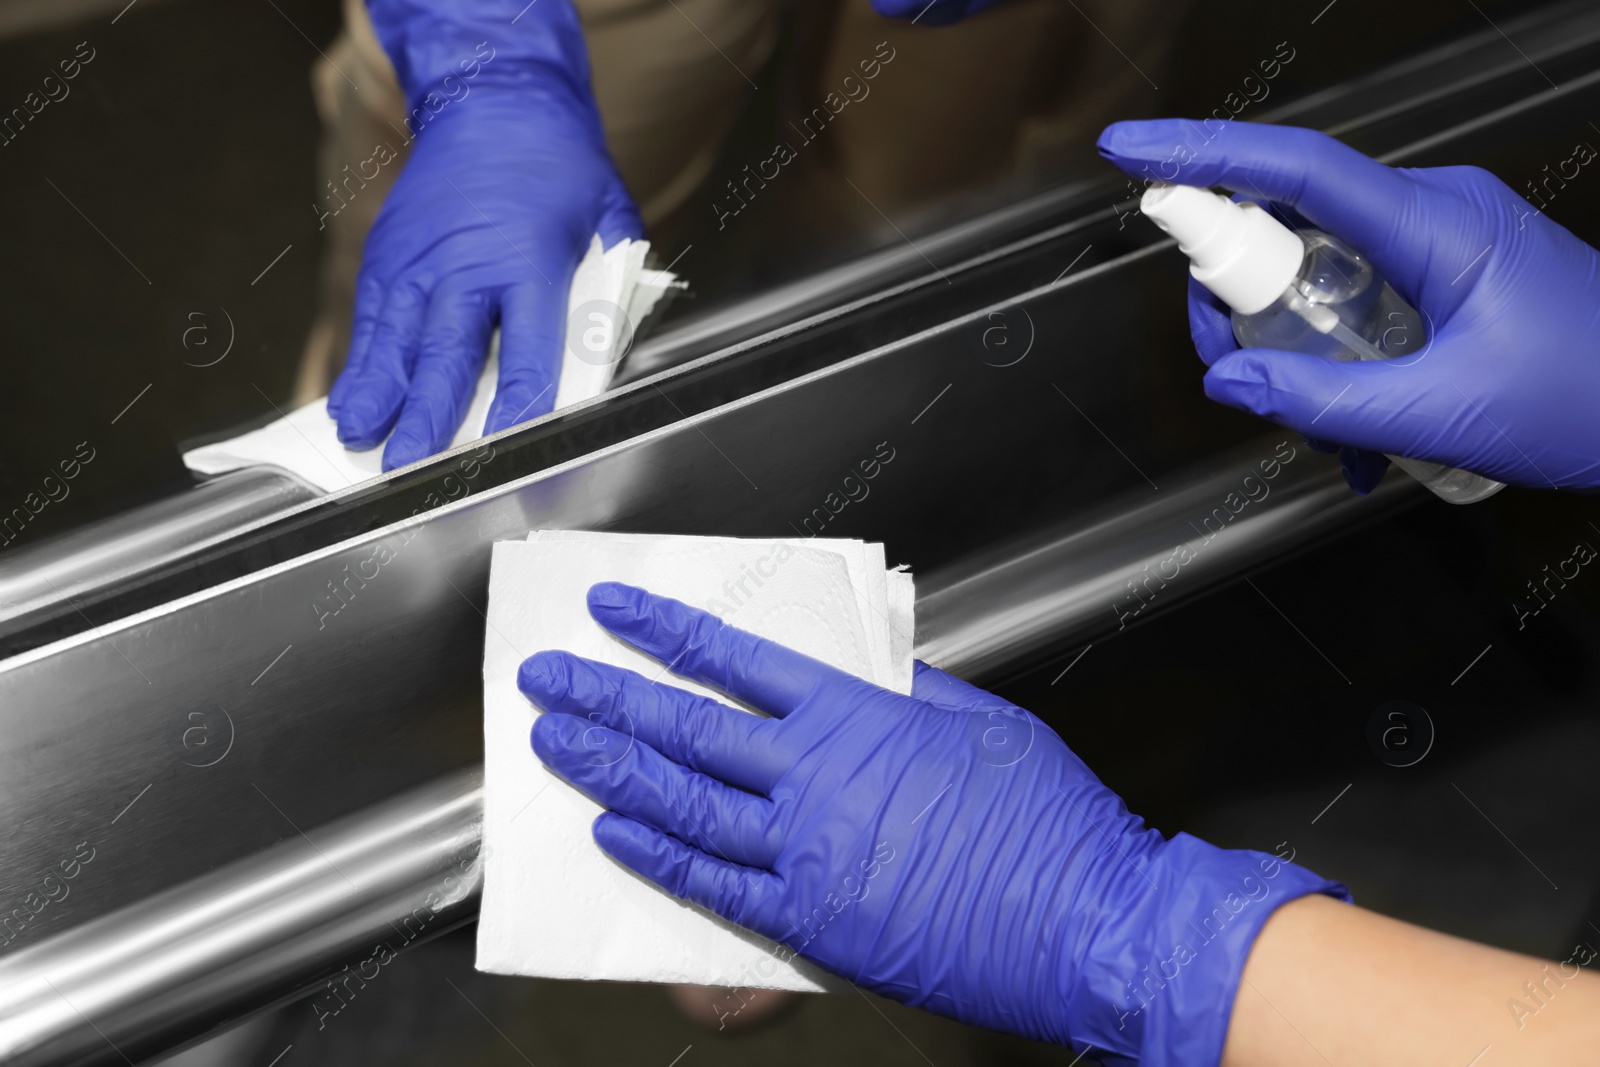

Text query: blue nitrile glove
(330, 0), (641, 470)
(1098, 119), (1600, 492)
(520, 582), (1348, 1066)
(871, 0), (997, 26)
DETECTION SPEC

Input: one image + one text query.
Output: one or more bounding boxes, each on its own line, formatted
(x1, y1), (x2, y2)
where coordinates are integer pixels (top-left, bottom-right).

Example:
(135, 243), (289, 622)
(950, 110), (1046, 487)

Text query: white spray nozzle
(1141, 184), (1305, 316)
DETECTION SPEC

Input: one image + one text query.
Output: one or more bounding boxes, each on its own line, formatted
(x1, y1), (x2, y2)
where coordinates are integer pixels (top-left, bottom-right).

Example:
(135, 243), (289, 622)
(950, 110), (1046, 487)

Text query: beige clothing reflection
(298, 0), (1177, 402)
(807, 0), (1184, 215)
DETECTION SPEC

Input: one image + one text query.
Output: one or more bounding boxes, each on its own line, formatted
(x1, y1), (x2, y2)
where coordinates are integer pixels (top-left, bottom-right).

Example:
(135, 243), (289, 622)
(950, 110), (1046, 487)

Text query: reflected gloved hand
(520, 582), (1347, 1066)
(1098, 119), (1600, 492)
(331, 0), (641, 470)
(871, 0), (997, 25)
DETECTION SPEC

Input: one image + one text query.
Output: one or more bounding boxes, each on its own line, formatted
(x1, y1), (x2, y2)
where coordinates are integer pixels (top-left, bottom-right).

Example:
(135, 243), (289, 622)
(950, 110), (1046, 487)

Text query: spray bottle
(1141, 183), (1504, 505)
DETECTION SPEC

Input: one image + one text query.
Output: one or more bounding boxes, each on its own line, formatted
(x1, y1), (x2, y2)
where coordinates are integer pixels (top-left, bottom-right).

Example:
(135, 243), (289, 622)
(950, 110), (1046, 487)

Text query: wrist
(1102, 834), (1350, 1067)
(397, 70), (603, 153)
(365, 0), (595, 124)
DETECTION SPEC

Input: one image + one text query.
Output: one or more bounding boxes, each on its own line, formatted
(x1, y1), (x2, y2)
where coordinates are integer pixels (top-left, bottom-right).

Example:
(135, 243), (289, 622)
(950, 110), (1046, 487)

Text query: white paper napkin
(477, 532), (914, 990)
(525, 530), (914, 695)
(182, 237), (678, 493)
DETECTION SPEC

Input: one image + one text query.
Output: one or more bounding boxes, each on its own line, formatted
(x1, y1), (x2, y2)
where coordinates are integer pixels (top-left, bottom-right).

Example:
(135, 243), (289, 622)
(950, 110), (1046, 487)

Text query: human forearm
(1224, 895), (1600, 1067)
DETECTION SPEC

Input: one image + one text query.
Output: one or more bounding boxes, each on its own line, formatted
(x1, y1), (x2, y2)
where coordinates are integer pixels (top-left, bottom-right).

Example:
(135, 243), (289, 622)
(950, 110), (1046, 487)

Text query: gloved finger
(910, 661), (1009, 714)
(1181, 209), (1311, 366)
(592, 811), (779, 935)
(870, 0), (984, 24)
(596, 187), (645, 250)
(334, 282), (429, 450)
(586, 582), (872, 721)
(485, 282), (563, 433)
(1186, 275), (1237, 367)
(1175, 202), (1362, 479)
(382, 286), (496, 470)
(519, 650), (780, 794)
(1204, 347), (1452, 461)
(1097, 120), (1425, 292)
(329, 273), (388, 419)
(532, 712), (781, 868)
(1209, 355), (1401, 495)
(1339, 446), (1391, 496)
(1229, 194), (1317, 244)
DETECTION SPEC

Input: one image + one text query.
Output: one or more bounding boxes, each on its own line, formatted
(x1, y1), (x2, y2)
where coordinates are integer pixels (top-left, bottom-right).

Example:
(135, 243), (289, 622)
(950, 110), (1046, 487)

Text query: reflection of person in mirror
(294, 0), (1187, 482)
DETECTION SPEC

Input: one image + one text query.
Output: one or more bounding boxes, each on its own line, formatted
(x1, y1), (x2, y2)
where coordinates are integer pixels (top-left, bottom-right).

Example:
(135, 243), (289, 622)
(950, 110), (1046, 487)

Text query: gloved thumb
(1204, 347), (1440, 461)
(870, 0), (990, 24)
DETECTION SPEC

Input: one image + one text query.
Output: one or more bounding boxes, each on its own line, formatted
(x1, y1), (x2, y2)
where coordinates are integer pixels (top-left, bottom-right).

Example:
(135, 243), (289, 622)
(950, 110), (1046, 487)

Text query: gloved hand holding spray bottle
(1140, 183), (1503, 504)
(1099, 119), (1600, 497)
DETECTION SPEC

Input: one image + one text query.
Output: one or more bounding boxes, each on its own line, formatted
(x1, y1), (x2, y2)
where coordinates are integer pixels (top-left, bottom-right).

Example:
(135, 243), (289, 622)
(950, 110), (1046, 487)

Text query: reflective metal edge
(617, 178), (1105, 383)
(0, 445), (1412, 1067)
(915, 450), (1416, 680)
(0, 467), (319, 628)
(0, 769), (484, 1067)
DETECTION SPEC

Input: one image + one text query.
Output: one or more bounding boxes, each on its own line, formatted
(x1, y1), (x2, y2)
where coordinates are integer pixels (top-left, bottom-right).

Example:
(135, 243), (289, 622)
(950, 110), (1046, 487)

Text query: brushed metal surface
(915, 450), (1415, 679)
(0, 467), (319, 630)
(617, 178), (1109, 384)
(0, 770), (483, 1067)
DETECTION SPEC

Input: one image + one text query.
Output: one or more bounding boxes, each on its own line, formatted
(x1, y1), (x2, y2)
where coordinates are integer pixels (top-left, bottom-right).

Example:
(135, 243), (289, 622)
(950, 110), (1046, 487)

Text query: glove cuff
(1124, 833), (1350, 1067)
(365, 0), (597, 128)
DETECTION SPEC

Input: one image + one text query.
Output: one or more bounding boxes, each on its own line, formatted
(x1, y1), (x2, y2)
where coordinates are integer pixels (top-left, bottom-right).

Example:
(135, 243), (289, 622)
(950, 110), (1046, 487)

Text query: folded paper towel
(183, 237), (678, 494)
(477, 531), (913, 990)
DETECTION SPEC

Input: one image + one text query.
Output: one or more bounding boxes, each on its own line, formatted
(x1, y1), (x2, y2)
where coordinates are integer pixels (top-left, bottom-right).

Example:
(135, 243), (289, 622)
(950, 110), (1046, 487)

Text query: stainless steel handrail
(0, 770), (484, 1067)
(0, 467), (319, 629)
(916, 449), (1414, 679)
(617, 178), (1105, 384)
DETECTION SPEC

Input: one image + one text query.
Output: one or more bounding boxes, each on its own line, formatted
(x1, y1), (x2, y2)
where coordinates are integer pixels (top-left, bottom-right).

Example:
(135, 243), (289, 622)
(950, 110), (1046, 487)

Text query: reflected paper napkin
(183, 237), (678, 493)
(477, 531), (913, 990)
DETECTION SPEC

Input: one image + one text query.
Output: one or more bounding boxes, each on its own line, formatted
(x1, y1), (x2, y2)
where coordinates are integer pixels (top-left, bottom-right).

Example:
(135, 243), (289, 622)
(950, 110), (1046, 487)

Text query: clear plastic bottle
(1141, 184), (1504, 505)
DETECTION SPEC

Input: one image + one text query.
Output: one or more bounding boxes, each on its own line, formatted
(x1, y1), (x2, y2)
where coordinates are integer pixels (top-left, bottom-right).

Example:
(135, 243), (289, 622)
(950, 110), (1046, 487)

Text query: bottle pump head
(1141, 184), (1305, 316)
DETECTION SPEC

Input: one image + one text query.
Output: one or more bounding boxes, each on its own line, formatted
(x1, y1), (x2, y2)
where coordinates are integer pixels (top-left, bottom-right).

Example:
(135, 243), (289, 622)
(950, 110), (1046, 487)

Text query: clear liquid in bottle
(1140, 183), (1505, 505)
(1232, 232), (1505, 505)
